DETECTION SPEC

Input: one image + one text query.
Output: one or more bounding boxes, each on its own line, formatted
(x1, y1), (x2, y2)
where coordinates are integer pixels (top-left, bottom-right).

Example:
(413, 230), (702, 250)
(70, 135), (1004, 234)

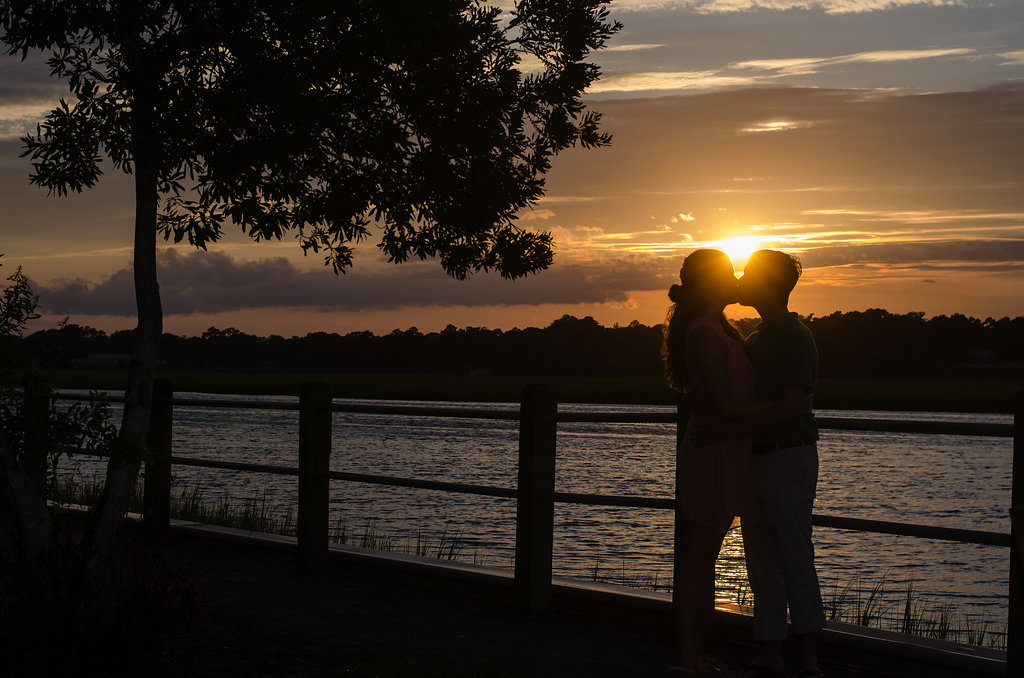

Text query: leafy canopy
(2, 0), (620, 278)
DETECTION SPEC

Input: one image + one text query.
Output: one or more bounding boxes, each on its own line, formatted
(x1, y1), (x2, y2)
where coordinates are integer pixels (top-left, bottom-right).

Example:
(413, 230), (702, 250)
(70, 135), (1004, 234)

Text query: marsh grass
(413, 525), (464, 561)
(52, 474), (291, 535)
(330, 515), (396, 551)
(857, 573), (890, 628)
(802, 572), (1005, 650)
(52, 475), (467, 562)
(589, 559), (667, 592)
(51, 476), (1008, 651)
(588, 561), (1007, 650)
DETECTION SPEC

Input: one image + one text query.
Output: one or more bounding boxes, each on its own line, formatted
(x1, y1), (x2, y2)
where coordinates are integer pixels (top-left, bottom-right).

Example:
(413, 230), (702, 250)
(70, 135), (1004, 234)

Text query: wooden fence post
(1008, 391), (1023, 677)
(22, 385), (48, 496)
(298, 381), (332, 574)
(515, 384), (557, 613)
(144, 378), (172, 539)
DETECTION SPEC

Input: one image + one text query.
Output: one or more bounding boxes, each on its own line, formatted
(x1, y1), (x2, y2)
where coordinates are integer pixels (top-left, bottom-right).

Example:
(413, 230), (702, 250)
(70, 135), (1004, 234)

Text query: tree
(1, 1), (620, 552)
(0, 259), (116, 590)
(0, 259), (52, 566)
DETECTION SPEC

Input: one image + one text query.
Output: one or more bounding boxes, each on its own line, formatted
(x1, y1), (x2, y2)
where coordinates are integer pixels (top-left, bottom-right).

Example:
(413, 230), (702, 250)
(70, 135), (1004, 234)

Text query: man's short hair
(750, 249), (802, 304)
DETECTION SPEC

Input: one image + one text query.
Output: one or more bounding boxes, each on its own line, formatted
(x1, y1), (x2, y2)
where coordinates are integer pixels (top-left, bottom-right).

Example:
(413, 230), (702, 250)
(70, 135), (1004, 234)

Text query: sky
(1, 0), (1022, 337)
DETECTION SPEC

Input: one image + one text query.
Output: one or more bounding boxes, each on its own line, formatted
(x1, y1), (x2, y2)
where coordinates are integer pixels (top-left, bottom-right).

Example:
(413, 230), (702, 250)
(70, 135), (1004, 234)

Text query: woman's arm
(689, 324), (811, 443)
(689, 323), (770, 419)
(724, 384), (810, 435)
(691, 383), (811, 445)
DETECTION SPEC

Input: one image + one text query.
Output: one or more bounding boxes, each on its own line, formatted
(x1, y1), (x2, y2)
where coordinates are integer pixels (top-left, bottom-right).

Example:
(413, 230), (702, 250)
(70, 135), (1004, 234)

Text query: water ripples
(60, 393), (1012, 629)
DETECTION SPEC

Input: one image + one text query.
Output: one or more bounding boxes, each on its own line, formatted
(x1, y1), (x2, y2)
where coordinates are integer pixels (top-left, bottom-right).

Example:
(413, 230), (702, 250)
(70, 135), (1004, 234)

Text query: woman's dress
(677, 316), (759, 533)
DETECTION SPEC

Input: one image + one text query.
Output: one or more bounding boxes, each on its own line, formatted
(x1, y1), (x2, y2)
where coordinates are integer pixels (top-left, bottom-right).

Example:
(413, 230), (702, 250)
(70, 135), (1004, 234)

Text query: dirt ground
(149, 530), (895, 678)
(158, 530), (679, 677)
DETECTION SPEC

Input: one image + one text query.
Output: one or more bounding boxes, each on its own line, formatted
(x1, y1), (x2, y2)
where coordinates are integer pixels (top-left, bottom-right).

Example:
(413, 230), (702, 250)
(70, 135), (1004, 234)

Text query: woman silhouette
(662, 249), (804, 677)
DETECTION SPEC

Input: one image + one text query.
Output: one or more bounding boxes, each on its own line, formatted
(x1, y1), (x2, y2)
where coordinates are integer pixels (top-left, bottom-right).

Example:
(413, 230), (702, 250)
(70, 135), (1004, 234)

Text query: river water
(60, 392), (1012, 642)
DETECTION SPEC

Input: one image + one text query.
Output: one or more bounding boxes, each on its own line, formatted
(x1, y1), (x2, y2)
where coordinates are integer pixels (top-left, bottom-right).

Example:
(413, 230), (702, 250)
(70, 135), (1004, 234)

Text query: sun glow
(715, 236), (764, 264)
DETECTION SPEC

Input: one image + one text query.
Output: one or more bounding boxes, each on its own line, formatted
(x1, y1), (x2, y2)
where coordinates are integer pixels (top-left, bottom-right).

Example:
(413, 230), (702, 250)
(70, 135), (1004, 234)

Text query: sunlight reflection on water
(60, 393), (1012, 628)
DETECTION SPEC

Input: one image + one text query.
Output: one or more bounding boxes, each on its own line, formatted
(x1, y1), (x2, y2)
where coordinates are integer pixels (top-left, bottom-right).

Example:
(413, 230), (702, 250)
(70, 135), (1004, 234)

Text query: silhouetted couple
(663, 249), (825, 678)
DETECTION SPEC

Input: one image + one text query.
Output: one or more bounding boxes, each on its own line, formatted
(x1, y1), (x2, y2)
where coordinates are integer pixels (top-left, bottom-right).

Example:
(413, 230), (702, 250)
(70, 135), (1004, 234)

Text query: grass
(817, 572), (1007, 650)
(51, 368), (1023, 412)
(589, 559), (668, 592)
(51, 474), (1009, 651)
(52, 473), (470, 562)
(593, 559), (1010, 651)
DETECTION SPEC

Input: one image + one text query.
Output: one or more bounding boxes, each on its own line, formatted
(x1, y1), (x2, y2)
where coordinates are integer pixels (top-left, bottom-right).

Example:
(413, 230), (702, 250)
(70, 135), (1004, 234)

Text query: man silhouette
(737, 250), (825, 678)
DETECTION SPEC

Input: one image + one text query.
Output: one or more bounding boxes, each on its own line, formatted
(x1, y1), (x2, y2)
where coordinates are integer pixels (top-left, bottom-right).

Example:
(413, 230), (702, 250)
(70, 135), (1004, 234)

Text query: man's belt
(752, 439), (817, 454)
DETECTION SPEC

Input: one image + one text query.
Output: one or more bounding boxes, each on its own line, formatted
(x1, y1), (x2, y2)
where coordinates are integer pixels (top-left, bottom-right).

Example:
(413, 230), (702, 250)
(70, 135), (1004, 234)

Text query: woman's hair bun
(668, 283), (684, 303)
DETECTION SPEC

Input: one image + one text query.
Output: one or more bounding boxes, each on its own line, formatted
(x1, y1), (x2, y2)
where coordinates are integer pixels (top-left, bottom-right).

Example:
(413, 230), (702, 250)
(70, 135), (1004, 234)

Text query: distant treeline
(18, 309), (1024, 379)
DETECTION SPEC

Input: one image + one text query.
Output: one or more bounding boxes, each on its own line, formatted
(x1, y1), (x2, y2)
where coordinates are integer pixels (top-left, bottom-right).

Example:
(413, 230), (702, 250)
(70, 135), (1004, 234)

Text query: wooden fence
(88, 380), (1021, 676)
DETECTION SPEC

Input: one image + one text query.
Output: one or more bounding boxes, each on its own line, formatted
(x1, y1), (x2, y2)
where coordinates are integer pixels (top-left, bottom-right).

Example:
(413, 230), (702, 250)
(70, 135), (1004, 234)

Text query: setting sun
(715, 236), (764, 264)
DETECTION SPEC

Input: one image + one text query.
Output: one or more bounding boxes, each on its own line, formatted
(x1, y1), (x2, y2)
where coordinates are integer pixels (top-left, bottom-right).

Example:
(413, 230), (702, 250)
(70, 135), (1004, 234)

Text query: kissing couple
(664, 249), (826, 678)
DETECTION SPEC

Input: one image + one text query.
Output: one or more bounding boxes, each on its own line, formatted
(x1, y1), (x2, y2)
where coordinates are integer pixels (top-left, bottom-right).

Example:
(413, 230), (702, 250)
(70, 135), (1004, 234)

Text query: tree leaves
(0, 260), (40, 338)
(2, 0), (620, 278)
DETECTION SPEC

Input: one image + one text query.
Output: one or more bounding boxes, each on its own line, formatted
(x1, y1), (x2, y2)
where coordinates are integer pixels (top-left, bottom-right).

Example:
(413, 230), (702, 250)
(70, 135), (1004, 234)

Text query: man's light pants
(742, 443), (827, 641)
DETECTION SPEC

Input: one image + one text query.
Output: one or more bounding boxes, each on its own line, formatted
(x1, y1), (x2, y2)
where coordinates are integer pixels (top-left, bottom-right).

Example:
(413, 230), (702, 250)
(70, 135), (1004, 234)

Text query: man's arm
(690, 324), (773, 419)
(693, 326), (814, 445)
(693, 384), (810, 444)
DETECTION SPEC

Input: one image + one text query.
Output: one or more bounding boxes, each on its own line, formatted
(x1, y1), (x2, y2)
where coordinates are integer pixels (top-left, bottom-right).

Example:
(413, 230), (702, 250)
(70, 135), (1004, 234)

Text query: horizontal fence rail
(77, 451), (1018, 549)
(78, 450), (1014, 548)
(815, 416), (1013, 438)
(326, 471), (518, 499)
(813, 514), (1010, 547)
(66, 397), (1015, 545)
(58, 392), (1014, 435)
(57, 382), (1021, 676)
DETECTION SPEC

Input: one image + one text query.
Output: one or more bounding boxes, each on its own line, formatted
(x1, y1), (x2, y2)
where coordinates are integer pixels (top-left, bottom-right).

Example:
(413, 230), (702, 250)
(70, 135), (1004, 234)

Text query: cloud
(0, 58), (70, 140)
(0, 104), (55, 140)
(0, 57), (65, 100)
(588, 71), (758, 93)
(605, 0), (968, 10)
(585, 84), (1024, 196)
(999, 50), (1024, 67)
(800, 208), (1024, 227)
(732, 48), (975, 78)
(741, 120), (813, 133)
(536, 195), (601, 204)
(587, 1), (1021, 97)
(542, 84), (1024, 279)
(518, 208), (556, 221)
(12, 84), (1024, 325)
(33, 249), (668, 317)
(603, 43), (665, 52)
(682, 1), (969, 14)
(591, 47), (982, 95)
(731, 58), (826, 77)
(839, 48), (975, 63)
(799, 239), (1024, 269)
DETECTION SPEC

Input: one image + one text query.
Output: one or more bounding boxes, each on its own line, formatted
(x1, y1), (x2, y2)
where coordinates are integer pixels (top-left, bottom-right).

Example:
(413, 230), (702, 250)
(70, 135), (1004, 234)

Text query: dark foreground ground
(155, 531), (894, 678)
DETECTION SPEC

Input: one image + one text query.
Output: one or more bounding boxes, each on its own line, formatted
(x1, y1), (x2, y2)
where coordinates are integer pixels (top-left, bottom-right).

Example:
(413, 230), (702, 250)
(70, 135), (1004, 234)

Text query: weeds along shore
(51, 475), (1008, 651)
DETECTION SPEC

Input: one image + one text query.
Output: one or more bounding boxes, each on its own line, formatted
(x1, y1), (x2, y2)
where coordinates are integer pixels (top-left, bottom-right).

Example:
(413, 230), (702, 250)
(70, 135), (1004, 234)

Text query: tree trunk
(86, 68), (163, 553)
(0, 428), (54, 570)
